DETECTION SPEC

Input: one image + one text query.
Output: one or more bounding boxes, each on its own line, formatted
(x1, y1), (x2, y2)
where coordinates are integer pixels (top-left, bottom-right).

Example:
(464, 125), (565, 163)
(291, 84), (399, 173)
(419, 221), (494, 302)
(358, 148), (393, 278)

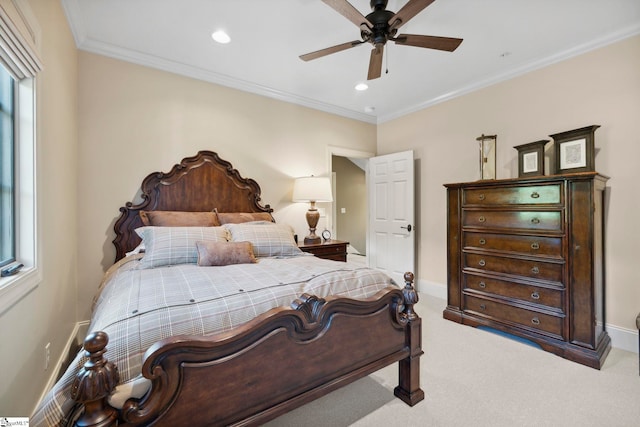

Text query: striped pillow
(224, 222), (302, 258)
(135, 226), (229, 269)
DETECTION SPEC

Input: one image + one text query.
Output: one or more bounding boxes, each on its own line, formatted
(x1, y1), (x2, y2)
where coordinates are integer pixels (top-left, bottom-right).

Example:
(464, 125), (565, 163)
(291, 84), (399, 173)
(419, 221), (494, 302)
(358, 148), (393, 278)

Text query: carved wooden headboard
(112, 150), (273, 262)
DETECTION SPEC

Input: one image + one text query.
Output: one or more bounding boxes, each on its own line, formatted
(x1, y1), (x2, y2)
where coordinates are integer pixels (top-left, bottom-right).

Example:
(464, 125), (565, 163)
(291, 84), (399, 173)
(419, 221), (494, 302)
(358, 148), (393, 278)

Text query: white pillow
(224, 222), (302, 258)
(135, 226), (229, 269)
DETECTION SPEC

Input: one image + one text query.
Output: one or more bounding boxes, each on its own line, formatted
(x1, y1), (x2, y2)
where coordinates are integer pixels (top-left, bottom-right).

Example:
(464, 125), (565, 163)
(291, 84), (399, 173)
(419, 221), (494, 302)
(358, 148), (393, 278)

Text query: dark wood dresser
(444, 172), (610, 368)
(299, 240), (349, 262)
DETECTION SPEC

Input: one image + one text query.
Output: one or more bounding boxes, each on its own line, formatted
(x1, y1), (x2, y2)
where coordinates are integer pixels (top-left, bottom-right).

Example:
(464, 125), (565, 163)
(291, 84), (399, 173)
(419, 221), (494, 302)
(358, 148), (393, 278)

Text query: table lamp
(292, 176), (333, 244)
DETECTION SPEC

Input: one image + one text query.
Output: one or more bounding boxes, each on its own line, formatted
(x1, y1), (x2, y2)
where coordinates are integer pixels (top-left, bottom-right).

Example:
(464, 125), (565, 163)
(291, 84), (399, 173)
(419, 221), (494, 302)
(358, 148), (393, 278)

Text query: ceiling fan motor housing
(365, 7), (396, 45)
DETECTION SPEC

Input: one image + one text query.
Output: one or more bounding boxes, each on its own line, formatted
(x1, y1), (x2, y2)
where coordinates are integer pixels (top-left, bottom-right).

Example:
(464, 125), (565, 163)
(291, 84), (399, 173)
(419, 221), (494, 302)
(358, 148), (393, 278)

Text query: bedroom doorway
(327, 147), (373, 266)
(328, 147), (415, 281)
(332, 155), (368, 265)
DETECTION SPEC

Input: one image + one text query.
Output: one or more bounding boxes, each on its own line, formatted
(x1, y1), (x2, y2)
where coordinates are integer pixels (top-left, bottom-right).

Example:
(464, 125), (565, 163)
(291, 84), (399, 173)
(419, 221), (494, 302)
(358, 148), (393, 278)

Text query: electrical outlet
(45, 342), (50, 370)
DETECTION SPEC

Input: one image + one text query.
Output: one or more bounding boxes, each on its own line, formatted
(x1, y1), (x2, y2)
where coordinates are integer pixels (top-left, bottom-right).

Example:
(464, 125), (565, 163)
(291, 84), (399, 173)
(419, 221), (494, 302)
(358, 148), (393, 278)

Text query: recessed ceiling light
(212, 30), (231, 44)
(355, 83), (368, 91)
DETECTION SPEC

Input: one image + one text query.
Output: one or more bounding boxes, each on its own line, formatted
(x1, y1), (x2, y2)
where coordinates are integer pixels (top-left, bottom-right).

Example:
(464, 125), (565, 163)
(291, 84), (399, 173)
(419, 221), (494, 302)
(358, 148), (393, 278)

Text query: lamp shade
(292, 176), (333, 202)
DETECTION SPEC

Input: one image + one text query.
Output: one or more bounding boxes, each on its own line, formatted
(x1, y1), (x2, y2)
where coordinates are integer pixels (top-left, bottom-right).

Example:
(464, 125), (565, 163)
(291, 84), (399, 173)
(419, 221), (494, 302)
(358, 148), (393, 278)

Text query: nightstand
(299, 240), (349, 262)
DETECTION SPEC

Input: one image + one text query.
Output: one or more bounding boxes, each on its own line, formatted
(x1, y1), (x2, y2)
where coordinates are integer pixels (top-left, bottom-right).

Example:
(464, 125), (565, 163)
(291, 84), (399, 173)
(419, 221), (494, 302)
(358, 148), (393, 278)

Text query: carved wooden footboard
(71, 273), (423, 427)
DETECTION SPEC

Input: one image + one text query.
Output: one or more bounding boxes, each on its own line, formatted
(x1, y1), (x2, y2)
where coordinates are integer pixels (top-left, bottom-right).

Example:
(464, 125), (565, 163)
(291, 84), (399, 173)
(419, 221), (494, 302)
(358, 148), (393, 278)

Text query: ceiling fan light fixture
(355, 83), (369, 91)
(211, 30), (231, 44)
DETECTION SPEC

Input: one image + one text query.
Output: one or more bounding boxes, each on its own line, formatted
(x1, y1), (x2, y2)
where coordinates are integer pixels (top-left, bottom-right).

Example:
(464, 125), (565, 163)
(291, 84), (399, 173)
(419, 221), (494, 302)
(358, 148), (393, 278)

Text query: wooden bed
(69, 150), (424, 427)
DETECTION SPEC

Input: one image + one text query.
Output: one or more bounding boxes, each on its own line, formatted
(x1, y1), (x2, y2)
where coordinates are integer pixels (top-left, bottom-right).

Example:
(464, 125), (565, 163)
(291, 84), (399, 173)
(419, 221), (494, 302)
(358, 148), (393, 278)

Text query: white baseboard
(417, 278), (447, 300)
(32, 320), (90, 416)
(419, 279), (639, 355)
(606, 323), (639, 354)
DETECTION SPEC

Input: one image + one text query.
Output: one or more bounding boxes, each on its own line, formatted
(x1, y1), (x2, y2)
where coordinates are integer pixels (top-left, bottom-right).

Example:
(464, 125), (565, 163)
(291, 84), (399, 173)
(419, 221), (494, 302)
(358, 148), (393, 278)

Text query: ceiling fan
(300, 0), (463, 80)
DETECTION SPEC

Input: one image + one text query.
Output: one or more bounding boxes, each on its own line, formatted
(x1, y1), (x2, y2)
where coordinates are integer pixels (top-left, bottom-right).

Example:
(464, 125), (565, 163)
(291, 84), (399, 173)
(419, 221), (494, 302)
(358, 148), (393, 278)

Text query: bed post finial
(71, 331), (119, 427)
(401, 271), (419, 321)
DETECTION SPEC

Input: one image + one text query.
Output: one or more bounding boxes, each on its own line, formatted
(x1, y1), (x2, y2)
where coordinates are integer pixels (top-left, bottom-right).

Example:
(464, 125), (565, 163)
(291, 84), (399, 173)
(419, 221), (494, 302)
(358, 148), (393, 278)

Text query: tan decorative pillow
(196, 241), (257, 266)
(215, 211), (274, 225)
(139, 210), (220, 227)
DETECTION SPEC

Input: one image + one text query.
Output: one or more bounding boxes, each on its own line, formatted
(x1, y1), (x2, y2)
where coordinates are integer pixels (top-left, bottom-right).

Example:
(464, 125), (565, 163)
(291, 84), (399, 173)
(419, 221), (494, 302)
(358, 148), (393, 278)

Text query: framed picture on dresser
(550, 125), (600, 174)
(514, 140), (549, 177)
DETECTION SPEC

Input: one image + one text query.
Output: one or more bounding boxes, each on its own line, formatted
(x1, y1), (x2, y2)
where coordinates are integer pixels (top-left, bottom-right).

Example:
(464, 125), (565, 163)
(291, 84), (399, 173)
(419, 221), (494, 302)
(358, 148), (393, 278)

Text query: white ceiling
(61, 0), (640, 124)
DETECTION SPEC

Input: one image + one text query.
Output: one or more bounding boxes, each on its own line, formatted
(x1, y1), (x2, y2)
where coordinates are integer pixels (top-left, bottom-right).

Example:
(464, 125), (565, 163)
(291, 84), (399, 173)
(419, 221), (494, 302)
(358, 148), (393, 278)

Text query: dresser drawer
(463, 273), (563, 310)
(464, 294), (563, 338)
(462, 210), (563, 232)
(463, 232), (563, 258)
(464, 253), (564, 284)
(463, 184), (562, 206)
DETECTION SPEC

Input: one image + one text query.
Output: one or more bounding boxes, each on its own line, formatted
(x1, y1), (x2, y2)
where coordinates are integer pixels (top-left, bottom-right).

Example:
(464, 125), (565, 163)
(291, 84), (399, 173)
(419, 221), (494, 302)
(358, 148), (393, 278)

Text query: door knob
(401, 224), (412, 232)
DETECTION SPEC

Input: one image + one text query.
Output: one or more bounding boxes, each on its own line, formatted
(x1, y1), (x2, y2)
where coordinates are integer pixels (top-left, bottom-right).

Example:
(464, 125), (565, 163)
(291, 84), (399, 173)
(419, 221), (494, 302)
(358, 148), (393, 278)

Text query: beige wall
(76, 52), (377, 318)
(378, 35), (640, 332)
(0, 0), (78, 416)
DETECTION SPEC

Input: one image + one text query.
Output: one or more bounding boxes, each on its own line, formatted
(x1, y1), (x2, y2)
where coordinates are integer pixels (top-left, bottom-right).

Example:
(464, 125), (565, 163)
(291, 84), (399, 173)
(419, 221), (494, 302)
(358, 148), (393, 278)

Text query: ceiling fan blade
(394, 34), (463, 52)
(389, 0), (436, 31)
(367, 44), (384, 80)
(322, 0), (373, 29)
(300, 40), (364, 61)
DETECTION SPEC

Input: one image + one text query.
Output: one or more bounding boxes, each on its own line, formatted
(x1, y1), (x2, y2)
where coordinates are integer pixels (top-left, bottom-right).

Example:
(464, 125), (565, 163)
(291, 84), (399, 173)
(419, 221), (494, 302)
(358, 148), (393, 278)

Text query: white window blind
(0, 6), (41, 79)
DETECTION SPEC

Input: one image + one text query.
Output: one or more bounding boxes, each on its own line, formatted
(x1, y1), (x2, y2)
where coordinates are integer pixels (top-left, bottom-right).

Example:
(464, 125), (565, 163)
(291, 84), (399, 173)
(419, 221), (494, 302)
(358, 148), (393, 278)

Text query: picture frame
(550, 125), (600, 174)
(514, 140), (549, 177)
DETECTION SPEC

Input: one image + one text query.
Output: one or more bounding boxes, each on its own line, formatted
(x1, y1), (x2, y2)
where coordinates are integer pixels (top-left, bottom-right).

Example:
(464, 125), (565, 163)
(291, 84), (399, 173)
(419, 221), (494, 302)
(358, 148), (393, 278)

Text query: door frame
(327, 146), (375, 258)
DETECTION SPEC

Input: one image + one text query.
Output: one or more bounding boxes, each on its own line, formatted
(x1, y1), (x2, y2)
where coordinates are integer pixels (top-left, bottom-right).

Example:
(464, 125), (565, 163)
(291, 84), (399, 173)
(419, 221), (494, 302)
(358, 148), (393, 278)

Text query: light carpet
(266, 294), (640, 427)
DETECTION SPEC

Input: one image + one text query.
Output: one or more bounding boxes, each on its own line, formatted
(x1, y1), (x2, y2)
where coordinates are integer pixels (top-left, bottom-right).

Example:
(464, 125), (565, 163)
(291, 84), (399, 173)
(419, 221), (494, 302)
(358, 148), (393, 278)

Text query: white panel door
(368, 150), (415, 284)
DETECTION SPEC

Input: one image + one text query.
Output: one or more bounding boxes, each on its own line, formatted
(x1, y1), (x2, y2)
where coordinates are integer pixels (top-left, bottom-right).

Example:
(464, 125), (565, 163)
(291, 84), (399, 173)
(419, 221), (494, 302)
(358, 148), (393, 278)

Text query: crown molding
(61, 0), (376, 123)
(60, 0), (86, 46)
(62, 0), (640, 126)
(377, 23), (640, 123)
(81, 37), (377, 124)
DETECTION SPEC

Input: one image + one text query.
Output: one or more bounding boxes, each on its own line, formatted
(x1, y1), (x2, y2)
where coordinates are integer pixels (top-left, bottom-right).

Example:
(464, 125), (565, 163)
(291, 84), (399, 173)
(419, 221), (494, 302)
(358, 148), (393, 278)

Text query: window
(0, 64), (15, 267)
(0, 2), (42, 313)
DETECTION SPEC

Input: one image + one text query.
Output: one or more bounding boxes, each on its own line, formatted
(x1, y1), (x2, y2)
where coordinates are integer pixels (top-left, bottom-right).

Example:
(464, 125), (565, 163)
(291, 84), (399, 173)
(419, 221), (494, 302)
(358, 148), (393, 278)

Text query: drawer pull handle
(531, 218), (540, 224)
(531, 192), (540, 199)
(479, 238), (486, 245)
(531, 242), (540, 250)
(479, 281), (486, 288)
(531, 266), (540, 274)
(478, 216), (486, 223)
(478, 259), (486, 267)
(531, 317), (540, 325)
(479, 304), (486, 311)
(531, 292), (540, 300)
(478, 194), (485, 201)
